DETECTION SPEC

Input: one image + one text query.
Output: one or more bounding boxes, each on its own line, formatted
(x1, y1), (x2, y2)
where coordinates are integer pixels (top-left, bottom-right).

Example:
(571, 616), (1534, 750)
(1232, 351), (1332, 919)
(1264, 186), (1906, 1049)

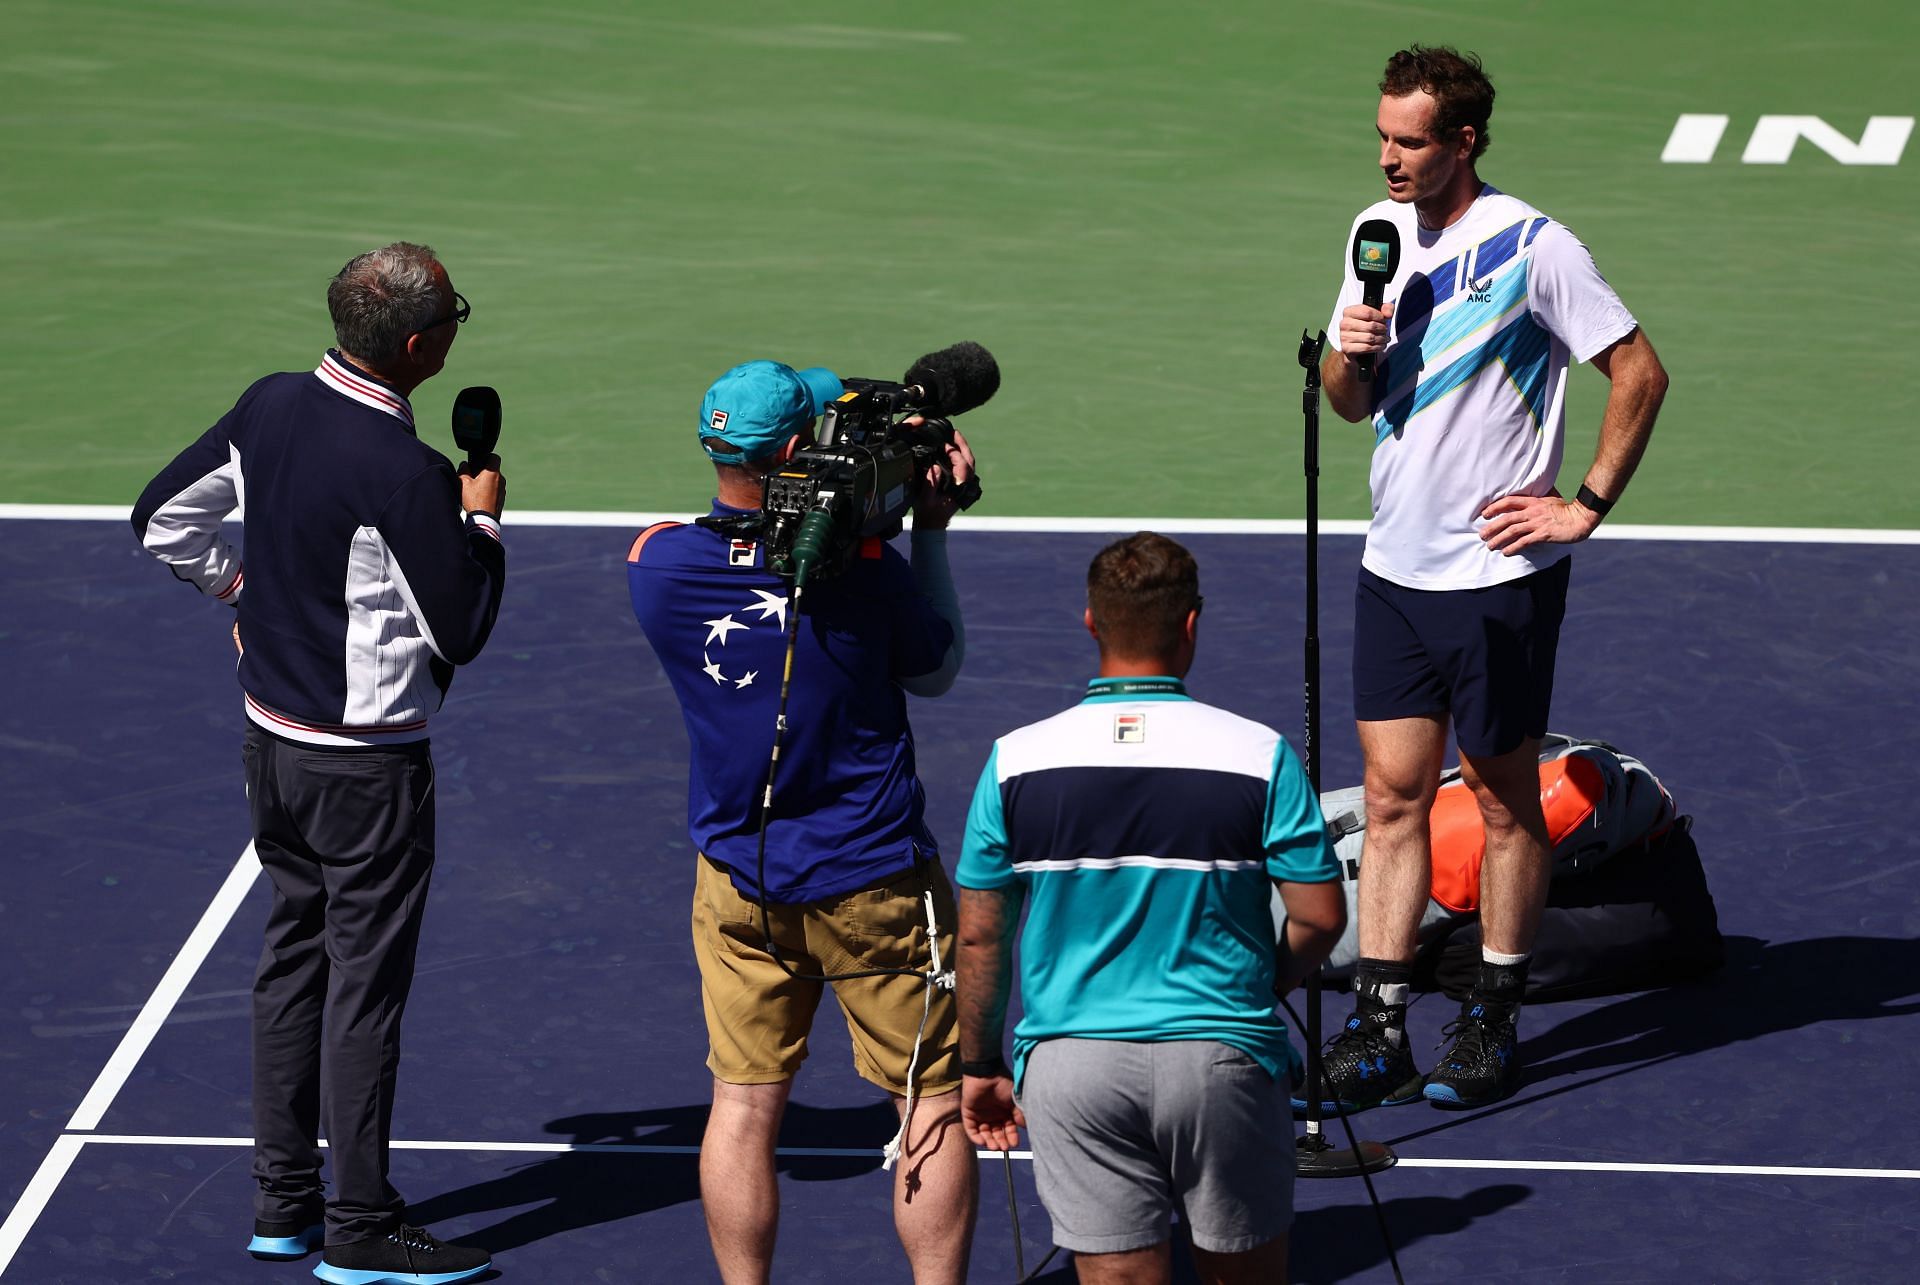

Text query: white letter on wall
(1741, 116), (1913, 165)
(1661, 114), (1729, 163)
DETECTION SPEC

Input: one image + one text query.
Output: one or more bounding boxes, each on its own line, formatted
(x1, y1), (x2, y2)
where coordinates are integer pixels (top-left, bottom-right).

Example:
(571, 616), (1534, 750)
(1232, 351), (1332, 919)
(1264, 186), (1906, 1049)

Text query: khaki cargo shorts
(691, 854), (961, 1096)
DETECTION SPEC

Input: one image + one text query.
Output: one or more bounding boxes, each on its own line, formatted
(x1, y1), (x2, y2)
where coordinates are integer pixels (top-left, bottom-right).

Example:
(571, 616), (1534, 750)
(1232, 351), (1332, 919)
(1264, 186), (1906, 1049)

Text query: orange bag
(1427, 756), (1609, 914)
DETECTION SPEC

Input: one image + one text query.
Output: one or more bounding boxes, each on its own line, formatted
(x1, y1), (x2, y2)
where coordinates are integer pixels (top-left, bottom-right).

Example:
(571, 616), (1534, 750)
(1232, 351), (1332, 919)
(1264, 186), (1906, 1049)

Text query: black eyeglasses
(413, 291), (470, 336)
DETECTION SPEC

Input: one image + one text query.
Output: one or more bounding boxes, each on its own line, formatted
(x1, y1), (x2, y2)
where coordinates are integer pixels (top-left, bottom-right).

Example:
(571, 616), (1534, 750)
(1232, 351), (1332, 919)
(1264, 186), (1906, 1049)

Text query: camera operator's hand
(460, 454), (506, 519)
(910, 425), (976, 531)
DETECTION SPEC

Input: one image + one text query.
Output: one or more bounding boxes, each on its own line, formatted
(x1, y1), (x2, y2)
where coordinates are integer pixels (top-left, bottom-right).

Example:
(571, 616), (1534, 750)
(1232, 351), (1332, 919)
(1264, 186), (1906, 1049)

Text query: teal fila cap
(698, 360), (844, 462)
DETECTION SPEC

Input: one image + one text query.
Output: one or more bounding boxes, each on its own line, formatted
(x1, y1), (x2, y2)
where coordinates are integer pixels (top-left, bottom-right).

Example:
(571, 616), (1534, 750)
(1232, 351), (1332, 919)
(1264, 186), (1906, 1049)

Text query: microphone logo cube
(1358, 241), (1393, 274)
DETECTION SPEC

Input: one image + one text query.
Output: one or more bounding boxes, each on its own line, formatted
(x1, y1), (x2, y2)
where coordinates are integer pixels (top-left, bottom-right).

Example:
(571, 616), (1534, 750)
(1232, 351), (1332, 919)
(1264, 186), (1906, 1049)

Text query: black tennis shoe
(1424, 999), (1521, 1109)
(1292, 1013), (1426, 1113)
(246, 1211), (322, 1261)
(312, 1223), (491, 1284)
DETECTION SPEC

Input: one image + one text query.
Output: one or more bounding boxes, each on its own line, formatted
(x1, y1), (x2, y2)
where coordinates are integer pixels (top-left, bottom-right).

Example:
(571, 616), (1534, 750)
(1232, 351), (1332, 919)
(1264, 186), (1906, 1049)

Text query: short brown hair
(1381, 45), (1494, 161)
(1087, 532), (1200, 660)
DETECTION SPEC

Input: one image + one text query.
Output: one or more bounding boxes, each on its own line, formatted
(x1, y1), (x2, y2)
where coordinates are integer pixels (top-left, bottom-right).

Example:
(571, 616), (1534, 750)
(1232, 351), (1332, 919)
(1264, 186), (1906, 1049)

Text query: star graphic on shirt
(745, 589), (789, 633)
(695, 589), (790, 692)
(703, 613), (749, 646)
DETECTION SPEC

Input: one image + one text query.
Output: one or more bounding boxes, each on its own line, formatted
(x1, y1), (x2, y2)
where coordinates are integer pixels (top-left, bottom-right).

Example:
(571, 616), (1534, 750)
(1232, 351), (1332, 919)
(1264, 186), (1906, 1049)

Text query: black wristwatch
(960, 1056), (1010, 1079)
(1575, 483), (1616, 517)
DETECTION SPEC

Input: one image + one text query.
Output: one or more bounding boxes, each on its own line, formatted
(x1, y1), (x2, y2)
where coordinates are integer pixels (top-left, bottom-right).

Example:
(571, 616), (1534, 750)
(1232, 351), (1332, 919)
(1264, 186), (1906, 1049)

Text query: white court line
(5, 502), (1918, 545)
(8, 1137), (1909, 1275)
(66, 845), (262, 1131)
(1394, 1157), (1920, 1180)
(82, 1135), (912, 1160)
(0, 504), (138, 522)
(0, 849), (259, 1277)
(0, 1137), (85, 1276)
(70, 1135), (1920, 1180)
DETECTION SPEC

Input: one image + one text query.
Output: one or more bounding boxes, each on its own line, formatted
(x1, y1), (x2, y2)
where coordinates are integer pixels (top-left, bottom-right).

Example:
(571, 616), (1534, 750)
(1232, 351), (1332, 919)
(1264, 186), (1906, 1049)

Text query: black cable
(749, 581), (939, 984)
(1281, 994), (1407, 1285)
(753, 577), (1061, 1283)
(1017, 1248), (1061, 1282)
(996, 1149), (1060, 1281)
(1003, 1151), (1024, 1279)
(744, 575), (1047, 1282)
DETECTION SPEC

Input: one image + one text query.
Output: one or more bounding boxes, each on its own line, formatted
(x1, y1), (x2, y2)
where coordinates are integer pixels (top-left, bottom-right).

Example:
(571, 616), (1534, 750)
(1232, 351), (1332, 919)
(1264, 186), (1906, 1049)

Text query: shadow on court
(1291, 1183), (1529, 1285)
(1529, 934), (1920, 1071)
(1015, 1184), (1530, 1284)
(404, 1100), (896, 1255)
(1386, 933), (1920, 1149)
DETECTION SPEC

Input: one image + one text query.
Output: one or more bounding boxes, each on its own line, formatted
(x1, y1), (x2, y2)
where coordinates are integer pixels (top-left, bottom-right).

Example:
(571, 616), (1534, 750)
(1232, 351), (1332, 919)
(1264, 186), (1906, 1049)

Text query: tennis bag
(1426, 816), (1722, 1001)
(1296, 734), (1722, 999)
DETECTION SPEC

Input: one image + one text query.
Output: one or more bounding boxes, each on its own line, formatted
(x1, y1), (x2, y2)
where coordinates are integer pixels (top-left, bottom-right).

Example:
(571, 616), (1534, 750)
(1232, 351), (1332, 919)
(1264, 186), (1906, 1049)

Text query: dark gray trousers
(242, 725), (436, 1244)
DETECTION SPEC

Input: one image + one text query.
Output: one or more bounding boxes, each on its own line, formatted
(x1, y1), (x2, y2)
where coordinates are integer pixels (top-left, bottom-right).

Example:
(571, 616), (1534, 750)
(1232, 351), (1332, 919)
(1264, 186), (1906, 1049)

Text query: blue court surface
(3, 517), (1918, 1283)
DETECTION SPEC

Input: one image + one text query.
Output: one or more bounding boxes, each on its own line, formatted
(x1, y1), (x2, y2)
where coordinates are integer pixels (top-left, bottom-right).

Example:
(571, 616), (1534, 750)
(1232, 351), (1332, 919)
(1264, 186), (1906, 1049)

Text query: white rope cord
(882, 886), (957, 1171)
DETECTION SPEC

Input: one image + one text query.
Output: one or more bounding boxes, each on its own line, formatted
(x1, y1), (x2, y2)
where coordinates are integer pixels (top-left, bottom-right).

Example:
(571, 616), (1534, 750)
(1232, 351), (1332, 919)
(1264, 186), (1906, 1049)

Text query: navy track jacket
(132, 351), (505, 746)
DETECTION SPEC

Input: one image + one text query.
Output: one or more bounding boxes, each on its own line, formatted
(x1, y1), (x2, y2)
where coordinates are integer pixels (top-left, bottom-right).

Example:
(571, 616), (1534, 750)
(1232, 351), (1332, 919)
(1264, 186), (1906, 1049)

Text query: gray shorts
(1018, 1037), (1295, 1255)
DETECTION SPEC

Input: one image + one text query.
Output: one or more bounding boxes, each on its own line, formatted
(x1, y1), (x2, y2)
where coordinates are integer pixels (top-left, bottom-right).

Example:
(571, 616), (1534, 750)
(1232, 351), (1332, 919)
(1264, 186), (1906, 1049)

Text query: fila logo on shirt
(728, 539), (757, 567)
(1114, 713), (1146, 744)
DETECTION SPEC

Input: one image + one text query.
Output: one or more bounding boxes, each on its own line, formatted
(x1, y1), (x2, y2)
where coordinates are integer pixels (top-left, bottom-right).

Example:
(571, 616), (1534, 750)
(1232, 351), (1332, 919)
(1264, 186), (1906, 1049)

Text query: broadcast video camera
(759, 342), (998, 586)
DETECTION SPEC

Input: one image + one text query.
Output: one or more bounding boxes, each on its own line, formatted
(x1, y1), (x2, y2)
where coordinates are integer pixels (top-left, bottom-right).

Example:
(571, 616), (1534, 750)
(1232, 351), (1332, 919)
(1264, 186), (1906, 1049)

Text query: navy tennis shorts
(1352, 558), (1572, 758)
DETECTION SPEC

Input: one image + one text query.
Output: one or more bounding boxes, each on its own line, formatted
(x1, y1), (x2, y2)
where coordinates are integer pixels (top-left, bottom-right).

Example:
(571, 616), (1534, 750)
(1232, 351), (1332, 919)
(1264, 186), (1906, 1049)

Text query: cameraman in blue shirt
(627, 360), (979, 1285)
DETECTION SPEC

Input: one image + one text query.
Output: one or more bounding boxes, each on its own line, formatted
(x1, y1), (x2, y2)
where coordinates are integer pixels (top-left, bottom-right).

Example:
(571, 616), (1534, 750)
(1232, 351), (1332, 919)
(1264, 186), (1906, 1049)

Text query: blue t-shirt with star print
(628, 501), (954, 902)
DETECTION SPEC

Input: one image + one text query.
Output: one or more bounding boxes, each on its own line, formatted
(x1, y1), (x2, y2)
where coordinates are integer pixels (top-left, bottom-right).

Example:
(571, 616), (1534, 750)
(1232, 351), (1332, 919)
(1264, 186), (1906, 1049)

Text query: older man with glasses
(132, 242), (503, 1285)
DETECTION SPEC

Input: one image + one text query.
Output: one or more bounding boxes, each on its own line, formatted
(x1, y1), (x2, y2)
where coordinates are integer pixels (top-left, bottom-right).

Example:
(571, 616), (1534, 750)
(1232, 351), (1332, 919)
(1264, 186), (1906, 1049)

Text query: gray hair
(327, 242), (446, 364)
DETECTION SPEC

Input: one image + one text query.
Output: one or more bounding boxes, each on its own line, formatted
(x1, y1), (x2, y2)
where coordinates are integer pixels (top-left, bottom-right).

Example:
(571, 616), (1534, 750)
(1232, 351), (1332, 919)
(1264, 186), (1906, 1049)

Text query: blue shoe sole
(311, 1260), (491, 1284)
(1291, 1086), (1426, 1115)
(1422, 1079), (1516, 1109)
(248, 1224), (322, 1260)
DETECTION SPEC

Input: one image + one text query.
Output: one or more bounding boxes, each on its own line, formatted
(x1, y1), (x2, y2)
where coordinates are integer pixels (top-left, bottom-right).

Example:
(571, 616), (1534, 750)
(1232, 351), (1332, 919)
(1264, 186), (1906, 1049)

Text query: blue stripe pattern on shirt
(1375, 260), (1542, 443)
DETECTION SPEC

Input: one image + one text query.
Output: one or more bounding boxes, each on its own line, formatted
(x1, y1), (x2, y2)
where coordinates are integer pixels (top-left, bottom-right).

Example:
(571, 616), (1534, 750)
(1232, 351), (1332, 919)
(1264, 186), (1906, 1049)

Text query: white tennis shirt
(1328, 185), (1637, 590)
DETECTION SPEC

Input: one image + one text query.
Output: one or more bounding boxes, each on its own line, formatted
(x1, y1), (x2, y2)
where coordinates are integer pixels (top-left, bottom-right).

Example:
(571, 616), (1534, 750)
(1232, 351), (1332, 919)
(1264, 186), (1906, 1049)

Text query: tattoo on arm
(955, 886), (1022, 1062)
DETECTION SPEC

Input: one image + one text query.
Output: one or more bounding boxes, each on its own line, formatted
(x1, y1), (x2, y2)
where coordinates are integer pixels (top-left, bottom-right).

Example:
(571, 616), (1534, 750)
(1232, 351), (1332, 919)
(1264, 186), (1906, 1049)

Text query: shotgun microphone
(901, 341), (1000, 416)
(1350, 219), (1401, 384)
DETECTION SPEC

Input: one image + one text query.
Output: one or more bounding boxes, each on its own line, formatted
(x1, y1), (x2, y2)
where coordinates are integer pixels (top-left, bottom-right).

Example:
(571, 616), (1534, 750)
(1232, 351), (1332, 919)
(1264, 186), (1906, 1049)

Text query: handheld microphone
(902, 341), (1000, 415)
(451, 386), (502, 471)
(1350, 219), (1401, 384)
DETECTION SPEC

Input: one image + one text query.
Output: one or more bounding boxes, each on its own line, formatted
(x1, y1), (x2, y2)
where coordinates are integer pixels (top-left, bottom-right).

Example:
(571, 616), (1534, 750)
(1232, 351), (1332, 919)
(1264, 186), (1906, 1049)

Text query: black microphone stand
(1294, 329), (1396, 1180)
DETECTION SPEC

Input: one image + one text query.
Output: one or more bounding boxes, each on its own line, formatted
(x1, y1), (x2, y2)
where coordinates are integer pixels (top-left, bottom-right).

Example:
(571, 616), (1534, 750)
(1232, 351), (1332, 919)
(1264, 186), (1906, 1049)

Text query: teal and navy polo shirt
(957, 677), (1338, 1088)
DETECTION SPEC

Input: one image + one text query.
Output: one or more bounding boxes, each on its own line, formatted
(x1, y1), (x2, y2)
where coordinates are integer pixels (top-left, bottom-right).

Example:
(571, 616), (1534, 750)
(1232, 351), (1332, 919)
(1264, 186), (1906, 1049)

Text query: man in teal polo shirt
(954, 532), (1345, 1283)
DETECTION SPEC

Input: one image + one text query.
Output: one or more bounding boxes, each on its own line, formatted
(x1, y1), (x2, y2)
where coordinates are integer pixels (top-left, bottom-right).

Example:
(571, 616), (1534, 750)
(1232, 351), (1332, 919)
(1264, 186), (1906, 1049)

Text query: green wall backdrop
(3, 1), (1914, 525)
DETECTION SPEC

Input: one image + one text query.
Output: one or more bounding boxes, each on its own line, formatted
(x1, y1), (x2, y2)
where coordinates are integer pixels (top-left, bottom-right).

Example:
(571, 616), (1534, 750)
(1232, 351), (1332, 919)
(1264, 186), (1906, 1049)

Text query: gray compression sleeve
(899, 527), (964, 697)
